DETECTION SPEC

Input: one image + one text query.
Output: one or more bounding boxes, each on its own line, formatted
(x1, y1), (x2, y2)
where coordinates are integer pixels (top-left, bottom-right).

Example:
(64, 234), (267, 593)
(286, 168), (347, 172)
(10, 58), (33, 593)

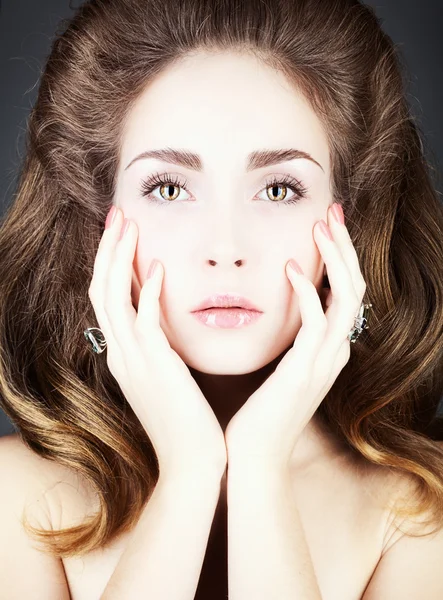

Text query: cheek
(277, 226), (324, 300)
(133, 225), (181, 272)
(279, 227), (318, 269)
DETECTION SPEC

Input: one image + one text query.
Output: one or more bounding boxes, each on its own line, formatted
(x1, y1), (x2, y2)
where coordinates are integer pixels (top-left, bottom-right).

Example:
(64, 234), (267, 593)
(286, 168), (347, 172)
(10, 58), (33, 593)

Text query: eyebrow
(124, 147), (324, 173)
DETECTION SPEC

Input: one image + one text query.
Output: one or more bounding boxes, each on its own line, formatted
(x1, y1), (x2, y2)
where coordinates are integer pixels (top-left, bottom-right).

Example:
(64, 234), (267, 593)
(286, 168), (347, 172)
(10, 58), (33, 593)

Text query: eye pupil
(160, 184), (180, 201)
(267, 184), (287, 202)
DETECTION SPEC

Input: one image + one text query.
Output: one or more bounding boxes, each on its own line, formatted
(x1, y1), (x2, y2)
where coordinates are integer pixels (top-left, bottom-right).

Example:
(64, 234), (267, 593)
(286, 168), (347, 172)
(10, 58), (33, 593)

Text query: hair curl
(1, 0), (442, 558)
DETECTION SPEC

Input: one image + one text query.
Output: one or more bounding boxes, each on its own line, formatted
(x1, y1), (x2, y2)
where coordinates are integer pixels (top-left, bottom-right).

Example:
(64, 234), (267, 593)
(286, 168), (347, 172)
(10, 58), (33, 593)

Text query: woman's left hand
(224, 203), (368, 469)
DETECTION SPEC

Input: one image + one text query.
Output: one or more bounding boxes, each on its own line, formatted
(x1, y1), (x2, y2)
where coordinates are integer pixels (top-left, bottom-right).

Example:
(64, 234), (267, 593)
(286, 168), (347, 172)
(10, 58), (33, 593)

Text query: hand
(88, 207), (227, 479)
(224, 204), (367, 469)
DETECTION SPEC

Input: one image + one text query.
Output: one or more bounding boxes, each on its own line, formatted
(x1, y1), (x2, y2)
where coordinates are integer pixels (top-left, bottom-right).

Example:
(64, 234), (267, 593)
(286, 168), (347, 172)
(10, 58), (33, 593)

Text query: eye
(140, 171), (190, 205)
(256, 174), (308, 206)
(139, 171), (308, 206)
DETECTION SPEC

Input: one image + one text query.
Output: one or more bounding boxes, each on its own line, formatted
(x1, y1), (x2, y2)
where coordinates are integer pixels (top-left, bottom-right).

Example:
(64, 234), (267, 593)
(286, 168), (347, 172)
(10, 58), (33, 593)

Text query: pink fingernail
(319, 220), (334, 241)
(289, 259), (304, 274)
(105, 206), (117, 230)
(118, 218), (130, 241)
(331, 203), (345, 225)
(147, 259), (158, 279)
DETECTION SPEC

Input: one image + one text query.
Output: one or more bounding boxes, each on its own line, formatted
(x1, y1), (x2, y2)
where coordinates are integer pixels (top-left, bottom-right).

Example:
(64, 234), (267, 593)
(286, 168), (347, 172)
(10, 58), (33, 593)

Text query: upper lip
(191, 293), (263, 312)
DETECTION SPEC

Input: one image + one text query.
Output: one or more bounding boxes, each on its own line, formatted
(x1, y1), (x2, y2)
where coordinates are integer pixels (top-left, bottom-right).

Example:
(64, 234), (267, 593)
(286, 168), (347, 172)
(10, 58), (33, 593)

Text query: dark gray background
(1, 1), (442, 436)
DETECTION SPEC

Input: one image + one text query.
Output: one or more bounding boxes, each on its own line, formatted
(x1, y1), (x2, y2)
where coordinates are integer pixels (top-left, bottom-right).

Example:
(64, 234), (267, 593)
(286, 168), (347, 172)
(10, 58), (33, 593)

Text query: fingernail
(118, 218), (130, 241)
(147, 259), (158, 279)
(289, 259), (304, 275)
(331, 203), (345, 225)
(105, 206), (117, 229)
(319, 219), (334, 241)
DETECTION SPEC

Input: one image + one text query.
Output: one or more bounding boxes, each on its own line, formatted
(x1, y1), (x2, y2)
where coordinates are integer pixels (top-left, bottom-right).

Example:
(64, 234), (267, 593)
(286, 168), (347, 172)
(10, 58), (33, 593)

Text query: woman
(0, 0), (442, 598)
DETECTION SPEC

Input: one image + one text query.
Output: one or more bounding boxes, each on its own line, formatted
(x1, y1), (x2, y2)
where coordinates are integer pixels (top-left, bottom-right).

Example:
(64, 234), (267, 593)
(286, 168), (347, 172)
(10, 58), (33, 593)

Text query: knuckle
(359, 281), (367, 297)
(134, 328), (157, 359)
(88, 285), (96, 302)
(352, 290), (361, 307)
(133, 324), (152, 347)
(106, 348), (123, 378)
(341, 344), (351, 367)
(311, 318), (327, 339)
(306, 278), (318, 295)
(102, 303), (113, 323)
(316, 316), (328, 333)
(298, 369), (313, 389)
(105, 353), (115, 374)
(317, 363), (331, 383)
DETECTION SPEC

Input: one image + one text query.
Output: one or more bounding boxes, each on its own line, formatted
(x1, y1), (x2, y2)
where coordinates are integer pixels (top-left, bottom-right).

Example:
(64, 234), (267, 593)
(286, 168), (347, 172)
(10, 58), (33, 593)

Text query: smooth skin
(89, 206), (227, 478)
(89, 199), (364, 476)
(112, 51), (349, 470)
(224, 205), (367, 469)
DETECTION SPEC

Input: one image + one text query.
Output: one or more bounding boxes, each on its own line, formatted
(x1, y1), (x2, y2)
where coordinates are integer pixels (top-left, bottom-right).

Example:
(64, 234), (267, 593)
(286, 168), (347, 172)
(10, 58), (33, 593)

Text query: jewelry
(84, 302), (372, 353)
(347, 302), (372, 343)
(84, 327), (107, 354)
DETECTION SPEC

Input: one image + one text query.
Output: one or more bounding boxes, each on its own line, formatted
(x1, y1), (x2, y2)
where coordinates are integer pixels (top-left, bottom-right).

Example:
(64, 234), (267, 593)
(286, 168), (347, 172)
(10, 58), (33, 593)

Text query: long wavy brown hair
(1, 0), (442, 558)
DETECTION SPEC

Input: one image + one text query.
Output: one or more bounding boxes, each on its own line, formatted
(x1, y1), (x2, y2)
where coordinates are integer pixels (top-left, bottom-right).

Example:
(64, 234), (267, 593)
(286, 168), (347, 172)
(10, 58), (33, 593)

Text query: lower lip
(191, 308), (263, 328)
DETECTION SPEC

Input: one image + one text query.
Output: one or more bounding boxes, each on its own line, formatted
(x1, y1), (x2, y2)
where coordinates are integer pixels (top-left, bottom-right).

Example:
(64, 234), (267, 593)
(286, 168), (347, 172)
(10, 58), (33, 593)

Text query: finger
(88, 206), (125, 353)
(281, 262), (328, 376)
(106, 215), (171, 367)
(327, 204), (367, 299)
(106, 216), (140, 354)
(314, 220), (361, 338)
(135, 258), (171, 353)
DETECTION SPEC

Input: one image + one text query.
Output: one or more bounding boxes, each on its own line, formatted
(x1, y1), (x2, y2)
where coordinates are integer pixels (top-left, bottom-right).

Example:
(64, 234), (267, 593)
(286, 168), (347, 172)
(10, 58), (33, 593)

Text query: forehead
(118, 51), (330, 177)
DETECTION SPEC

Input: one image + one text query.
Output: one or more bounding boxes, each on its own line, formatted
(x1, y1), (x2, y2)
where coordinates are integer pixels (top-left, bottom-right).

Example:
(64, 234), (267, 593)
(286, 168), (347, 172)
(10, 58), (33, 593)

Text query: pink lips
(191, 293), (262, 313)
(191, 307), (263, 329)
(190, 294), (263, 329)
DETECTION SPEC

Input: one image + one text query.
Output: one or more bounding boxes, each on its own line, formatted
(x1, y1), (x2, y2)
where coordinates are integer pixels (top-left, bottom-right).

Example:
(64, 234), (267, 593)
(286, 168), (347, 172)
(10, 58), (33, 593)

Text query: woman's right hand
(87, 206), (227, 480)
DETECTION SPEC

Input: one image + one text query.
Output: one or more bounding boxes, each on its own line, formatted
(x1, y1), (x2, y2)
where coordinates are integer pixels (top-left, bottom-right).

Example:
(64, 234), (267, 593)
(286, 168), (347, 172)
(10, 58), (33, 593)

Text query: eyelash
(139, 171), (308, 207)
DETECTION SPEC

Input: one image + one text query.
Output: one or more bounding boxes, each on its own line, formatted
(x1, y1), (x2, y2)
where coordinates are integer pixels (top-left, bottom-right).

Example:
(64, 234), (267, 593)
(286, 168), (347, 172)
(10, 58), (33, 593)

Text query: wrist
(227, 457), (291, 480)
(160, 462), (226, 485)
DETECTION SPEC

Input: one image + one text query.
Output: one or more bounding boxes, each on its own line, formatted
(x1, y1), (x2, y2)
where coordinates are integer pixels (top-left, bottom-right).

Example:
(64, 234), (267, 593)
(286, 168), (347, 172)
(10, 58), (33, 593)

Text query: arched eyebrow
(124, 147), (324, 173)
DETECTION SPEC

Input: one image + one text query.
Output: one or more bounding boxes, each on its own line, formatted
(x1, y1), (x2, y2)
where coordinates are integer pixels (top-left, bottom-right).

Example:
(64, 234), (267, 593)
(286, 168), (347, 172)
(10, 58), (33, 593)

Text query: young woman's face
(114, 51), (332, 375)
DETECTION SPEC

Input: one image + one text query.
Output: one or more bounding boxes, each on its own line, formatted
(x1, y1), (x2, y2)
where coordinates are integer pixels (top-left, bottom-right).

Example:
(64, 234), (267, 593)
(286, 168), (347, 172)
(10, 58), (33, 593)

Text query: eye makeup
(139, 170), (309, 207)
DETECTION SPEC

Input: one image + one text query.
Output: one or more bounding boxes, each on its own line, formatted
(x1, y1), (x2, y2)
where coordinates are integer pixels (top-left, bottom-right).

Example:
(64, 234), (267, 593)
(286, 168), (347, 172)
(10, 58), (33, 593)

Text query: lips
(201, 307), (238, 310)
(191, 293), (262, 312)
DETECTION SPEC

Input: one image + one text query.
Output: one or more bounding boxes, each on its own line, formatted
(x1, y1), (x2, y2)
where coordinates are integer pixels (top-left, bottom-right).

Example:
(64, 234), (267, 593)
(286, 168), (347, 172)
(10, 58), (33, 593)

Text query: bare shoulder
(0, 433), (75, 597)
(360, 442), (443, 598)
(0, 432), (98, 530)
(316, 439), (443, 557)
(0, 432), (60, 522)
(371, 440), (443, 552)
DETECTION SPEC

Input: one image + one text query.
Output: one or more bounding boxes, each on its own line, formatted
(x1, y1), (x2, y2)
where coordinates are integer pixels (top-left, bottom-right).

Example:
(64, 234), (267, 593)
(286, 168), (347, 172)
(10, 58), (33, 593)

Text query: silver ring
(84, 327), (107, 354)
(84, 302), (372, 354)
(347, 302), (372, 344)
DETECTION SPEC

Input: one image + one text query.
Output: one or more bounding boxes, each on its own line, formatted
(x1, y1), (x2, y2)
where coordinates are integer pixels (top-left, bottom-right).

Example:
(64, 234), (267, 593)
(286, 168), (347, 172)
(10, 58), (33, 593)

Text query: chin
(163, 313), (300, 374)
(173, 342), (286, 375)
